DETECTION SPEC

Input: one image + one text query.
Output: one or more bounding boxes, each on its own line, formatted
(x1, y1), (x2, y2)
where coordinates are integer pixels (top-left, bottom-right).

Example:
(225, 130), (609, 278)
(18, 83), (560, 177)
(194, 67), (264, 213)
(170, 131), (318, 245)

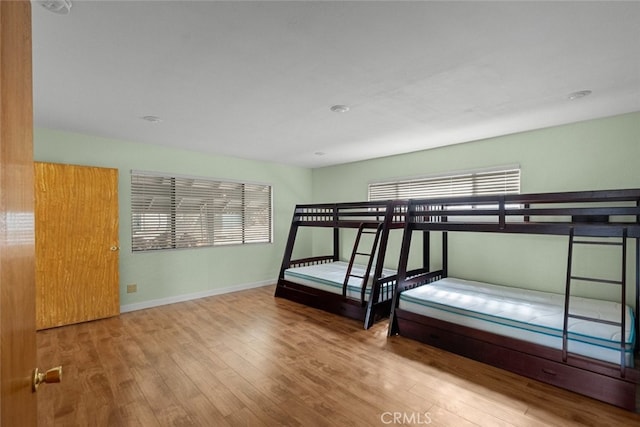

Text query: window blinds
(131, 172), (272, 251)
(369, 167), (520, 201)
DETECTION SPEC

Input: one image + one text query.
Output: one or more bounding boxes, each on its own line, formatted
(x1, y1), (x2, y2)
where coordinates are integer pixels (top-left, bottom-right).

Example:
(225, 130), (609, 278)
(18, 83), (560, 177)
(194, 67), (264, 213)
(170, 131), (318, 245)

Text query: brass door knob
(32, 366), (62, 392)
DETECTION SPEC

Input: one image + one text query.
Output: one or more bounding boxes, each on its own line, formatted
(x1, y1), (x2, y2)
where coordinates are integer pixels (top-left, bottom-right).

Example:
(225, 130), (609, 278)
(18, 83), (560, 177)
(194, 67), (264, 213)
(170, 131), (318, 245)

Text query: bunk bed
(388, 189), (640, 410)
(275, 200), (406, 329)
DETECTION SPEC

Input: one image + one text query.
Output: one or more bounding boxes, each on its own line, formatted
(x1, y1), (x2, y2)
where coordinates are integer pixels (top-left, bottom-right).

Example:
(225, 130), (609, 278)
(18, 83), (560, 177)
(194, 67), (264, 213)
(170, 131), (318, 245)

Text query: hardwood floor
(37, 285), (640, 426)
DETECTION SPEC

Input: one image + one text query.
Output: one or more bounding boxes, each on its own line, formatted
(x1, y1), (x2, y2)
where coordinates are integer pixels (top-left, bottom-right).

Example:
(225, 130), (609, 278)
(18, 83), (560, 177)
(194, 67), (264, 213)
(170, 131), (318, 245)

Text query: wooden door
(0, 0), (38, 424)
(35, 162), (120, 330)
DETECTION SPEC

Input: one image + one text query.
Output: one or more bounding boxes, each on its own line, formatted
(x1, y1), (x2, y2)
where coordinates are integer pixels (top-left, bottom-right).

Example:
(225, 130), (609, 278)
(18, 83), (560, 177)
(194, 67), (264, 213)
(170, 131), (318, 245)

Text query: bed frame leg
(388, 313), (399, 336)
(628, 198), (638, 356)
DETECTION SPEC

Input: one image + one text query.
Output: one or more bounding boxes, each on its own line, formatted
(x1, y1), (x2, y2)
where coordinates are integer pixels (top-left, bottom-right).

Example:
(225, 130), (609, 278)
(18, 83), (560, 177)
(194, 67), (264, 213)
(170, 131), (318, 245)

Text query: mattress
(284, 261), (396, 301)
(399, 277), (635, 366)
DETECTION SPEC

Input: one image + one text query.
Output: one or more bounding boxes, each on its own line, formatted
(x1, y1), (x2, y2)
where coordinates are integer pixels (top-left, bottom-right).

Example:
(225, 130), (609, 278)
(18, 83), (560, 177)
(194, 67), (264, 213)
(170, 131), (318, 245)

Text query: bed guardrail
(293, 200), (407, 229)
(405, 189), (640, 237)
(288, 255), (335, 269)
(402, 269), (444, 291)
(375, 275), (398, 303)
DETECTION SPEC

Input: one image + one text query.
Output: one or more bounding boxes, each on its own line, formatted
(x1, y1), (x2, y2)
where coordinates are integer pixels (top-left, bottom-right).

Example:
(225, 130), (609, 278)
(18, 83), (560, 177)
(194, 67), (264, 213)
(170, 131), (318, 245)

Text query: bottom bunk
(390, 275), (639, 410)
(275, 257), (397, 328)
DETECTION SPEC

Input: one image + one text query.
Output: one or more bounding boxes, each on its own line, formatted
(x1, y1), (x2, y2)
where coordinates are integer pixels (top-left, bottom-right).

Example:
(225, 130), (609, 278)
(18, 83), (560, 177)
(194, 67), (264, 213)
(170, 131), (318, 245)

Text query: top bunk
(404, 188), (640, 238)
(291, 199), (407, 230)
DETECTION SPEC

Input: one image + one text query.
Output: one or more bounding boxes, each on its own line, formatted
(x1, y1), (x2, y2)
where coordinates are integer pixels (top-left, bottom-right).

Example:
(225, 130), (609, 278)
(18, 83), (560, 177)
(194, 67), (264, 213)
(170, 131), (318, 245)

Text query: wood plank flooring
(37, 285), (640, 426)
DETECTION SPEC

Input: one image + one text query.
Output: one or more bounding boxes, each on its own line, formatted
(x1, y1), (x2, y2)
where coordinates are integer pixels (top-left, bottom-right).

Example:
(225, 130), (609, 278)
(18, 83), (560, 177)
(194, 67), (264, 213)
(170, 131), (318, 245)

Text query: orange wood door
(0, 0), (38, 424)
(35, 162), (120, 330)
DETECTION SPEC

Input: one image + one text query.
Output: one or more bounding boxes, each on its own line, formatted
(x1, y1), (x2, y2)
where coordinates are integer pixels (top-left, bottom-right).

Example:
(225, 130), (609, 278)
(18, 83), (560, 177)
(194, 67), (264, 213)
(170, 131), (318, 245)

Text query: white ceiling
(32, 1), (640, 168)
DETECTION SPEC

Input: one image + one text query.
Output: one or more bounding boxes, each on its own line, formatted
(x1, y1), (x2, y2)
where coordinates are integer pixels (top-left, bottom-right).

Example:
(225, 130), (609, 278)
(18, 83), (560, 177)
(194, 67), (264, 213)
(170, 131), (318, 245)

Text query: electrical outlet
(127, 284), (137, 293)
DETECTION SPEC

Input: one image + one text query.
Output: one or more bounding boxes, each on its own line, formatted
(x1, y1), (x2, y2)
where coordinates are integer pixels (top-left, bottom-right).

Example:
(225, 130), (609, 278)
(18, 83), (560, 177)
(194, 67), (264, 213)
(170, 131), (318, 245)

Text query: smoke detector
(38, 0), (72, 15)
(330, 105), (350, 113)
(567, 90), (592, 101)
(141, 116), (163, 123)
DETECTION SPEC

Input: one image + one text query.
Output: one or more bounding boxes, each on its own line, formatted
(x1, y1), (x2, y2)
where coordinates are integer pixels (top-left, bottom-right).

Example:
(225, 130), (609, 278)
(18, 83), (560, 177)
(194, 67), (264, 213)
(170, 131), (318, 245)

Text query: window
(368, 166), (520, 201)
(131, 171), (272, 251)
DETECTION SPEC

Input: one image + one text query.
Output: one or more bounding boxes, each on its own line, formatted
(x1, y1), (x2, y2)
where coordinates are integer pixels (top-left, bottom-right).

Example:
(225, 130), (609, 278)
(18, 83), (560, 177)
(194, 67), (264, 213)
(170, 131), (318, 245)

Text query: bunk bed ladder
(342, 223), (383, 305)
(563, 227), (628, 376)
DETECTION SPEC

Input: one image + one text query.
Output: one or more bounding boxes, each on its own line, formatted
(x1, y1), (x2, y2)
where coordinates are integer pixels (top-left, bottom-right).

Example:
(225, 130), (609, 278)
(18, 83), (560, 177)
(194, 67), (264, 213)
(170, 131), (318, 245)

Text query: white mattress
(284, 261), (396, 301)
(399, 277), (635, 366)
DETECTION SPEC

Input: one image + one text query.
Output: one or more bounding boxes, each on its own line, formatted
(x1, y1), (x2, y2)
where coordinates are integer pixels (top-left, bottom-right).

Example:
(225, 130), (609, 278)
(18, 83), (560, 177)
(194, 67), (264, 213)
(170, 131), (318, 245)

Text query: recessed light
(567, 90), (592, 100)
(38, 0), (72, 15)
(330, 105), (349, 113)
(141, 115), (162, 123)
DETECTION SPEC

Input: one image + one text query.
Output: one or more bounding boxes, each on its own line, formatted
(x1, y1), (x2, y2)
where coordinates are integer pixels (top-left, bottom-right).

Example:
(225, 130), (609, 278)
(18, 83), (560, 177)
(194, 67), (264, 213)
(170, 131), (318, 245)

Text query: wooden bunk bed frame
(275, 200), (406, 329)
(388, 189), (640, 410)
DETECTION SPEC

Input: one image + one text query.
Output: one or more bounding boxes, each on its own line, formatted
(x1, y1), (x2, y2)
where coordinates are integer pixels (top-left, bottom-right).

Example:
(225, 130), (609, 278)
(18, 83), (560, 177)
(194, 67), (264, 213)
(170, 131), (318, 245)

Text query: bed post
(372, 201), (394, 280)
(389, 201), (414, 336)
(373, 202), (397, 284)
(333, 205), (340, 261)
(498, 195), (506, 229)
(441, 202), (448, 278)
(636, 199), (639, 354)
(365, 201), (395, 329)
(636, 236), (639, 354)
(423, 231), (430, 272)
(442, 231), (448, 278)
(277, 207), (300, 281)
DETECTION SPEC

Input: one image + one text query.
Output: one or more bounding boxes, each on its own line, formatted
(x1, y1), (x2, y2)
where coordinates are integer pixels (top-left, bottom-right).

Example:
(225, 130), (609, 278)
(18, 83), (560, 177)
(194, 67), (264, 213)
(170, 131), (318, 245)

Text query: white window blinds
(131, 172), (272, 251)
(369, 167), (520, 201)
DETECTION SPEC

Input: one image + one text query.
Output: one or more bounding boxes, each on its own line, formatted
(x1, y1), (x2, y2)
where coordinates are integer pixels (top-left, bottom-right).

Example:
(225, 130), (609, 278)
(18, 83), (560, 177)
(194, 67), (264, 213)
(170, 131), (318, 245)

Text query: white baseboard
(119, 279), (274, 313)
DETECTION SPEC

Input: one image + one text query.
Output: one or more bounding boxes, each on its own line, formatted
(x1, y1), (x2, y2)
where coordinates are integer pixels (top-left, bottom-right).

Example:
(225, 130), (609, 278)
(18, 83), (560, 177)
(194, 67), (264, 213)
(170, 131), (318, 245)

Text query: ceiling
(31, 1), (640, 168)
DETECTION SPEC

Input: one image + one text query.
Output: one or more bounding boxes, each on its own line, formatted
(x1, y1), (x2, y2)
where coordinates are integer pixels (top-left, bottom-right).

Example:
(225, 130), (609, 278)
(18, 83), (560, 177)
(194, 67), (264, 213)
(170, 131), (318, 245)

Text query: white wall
(34, 128), (313, 310)
(34, 112), (640, 309)
(311, 112), (640, 304)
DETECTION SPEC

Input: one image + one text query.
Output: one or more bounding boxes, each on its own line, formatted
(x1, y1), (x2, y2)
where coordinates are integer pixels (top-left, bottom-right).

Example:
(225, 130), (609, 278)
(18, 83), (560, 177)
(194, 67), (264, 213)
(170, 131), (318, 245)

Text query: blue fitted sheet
(284, 261), (395, 301)
(399, 277), (635, 366)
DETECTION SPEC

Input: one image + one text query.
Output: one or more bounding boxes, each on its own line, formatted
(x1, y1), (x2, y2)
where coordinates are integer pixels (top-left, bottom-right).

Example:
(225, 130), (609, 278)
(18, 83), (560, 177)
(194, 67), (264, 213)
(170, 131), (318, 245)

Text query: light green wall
(34, 128), (312, 308)
(312, 112), (640, 303)
(34, 112), (640, 308)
